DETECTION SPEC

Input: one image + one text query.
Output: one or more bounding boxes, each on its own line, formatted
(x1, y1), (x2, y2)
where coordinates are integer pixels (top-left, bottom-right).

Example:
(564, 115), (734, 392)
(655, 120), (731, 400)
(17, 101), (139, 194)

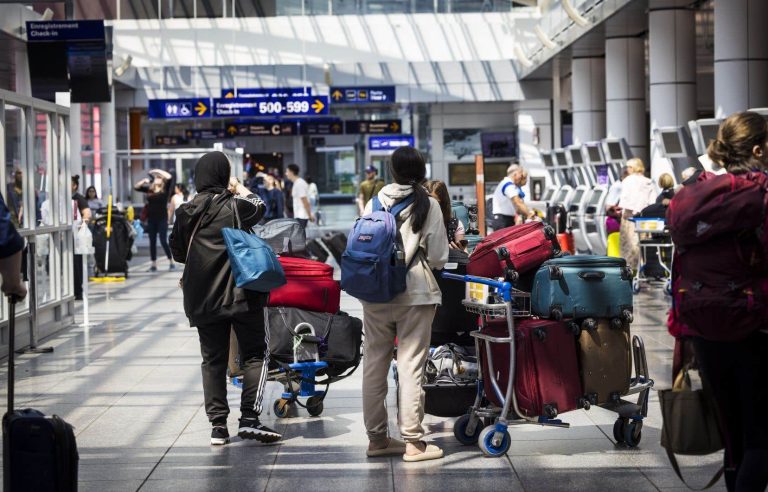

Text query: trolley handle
(441, 272), (513, 302)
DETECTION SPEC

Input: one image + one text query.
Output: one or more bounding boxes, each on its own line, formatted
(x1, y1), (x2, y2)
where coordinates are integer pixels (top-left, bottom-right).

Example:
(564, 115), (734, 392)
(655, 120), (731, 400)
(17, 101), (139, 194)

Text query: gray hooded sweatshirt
(363, 183), (449, 306)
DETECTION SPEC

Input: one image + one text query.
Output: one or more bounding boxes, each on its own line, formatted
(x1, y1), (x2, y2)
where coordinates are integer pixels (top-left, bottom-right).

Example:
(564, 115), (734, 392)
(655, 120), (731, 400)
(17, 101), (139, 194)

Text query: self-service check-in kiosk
(601, 138), (633, 181)
(584, 185), (609, 254)
(584, 142), (611, 185)
(653, 126), (700, 182)
(567, 145), (595, 186)
(568, 184), (591, 253)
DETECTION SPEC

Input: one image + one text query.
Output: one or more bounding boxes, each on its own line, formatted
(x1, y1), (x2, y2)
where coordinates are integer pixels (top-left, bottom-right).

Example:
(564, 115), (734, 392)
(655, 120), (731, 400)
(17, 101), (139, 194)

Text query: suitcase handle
(578, 271), (605, 280)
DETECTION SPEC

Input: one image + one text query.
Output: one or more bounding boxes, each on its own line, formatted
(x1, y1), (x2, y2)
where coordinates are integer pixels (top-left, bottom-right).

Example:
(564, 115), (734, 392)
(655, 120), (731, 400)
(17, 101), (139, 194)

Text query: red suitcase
(480, 318), (583, 418)
(268, 257), (341, 313)
(467, 222), (560, 282)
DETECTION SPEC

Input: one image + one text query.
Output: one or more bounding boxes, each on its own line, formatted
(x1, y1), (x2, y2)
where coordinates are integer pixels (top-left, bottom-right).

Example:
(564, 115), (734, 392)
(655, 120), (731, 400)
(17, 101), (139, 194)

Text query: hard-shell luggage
(3, 298), (79, 492)
(266, 307), (363, 377)
(432, 249), (476, 343)
(480, 318), (583, 418)
(577, 319), (632, 405)
(531, 255), (634, 325)
(467, 222), (560, 282)
(253, 218), (306, 256)
(321, 232), (347, 264)
(268, 257), (340, 314)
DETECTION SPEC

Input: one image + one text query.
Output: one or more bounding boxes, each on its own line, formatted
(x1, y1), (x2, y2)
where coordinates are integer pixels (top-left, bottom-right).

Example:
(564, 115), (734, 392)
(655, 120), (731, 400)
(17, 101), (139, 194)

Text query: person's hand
(229, 177), (239, 193)
(2, 279), (27, 301)
(449, 240), (464, 250)
(309, 214), (316, 223)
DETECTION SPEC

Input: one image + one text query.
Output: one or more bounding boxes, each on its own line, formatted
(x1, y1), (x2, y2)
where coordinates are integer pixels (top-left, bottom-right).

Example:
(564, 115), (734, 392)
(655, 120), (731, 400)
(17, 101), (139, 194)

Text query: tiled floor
(0, 246), (726, 491)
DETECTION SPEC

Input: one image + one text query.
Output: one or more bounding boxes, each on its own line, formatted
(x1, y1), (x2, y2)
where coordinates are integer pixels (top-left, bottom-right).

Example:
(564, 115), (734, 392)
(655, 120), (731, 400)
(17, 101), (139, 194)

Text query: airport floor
(0, 251), (726, 491)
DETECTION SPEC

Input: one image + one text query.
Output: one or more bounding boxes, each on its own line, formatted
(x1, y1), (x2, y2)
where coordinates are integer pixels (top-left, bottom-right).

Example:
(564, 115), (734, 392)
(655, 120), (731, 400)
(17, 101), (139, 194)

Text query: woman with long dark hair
(361, 146), (449, 462)
(170, 151), (281, 446)
(425, 180), (466, 250)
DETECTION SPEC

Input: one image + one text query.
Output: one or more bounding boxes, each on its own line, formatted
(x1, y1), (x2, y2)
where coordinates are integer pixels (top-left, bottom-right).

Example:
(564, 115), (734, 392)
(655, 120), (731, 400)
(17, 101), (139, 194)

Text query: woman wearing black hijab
(170, 151), (281, 445)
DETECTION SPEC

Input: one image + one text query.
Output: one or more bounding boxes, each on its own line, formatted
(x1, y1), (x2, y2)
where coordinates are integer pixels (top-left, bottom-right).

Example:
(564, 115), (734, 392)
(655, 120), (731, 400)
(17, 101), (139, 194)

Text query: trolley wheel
(453, 414), (482, 445)
(632, 279), (641, 295)
(623, 420), (643, 447)
(273, 399), (291, 419)
(306, 396), (324, 417)
(613, 418), (626, 444)
(478, 425), (511, 457)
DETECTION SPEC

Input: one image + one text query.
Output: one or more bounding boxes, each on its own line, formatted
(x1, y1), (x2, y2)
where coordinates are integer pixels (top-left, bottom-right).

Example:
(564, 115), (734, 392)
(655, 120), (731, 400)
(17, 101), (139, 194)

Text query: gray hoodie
(363, 183), (449, 306)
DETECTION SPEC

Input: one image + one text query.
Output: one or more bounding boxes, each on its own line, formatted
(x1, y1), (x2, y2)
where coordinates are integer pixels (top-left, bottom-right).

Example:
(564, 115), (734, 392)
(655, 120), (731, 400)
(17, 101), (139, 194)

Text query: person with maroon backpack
(667, 111), (768, 491)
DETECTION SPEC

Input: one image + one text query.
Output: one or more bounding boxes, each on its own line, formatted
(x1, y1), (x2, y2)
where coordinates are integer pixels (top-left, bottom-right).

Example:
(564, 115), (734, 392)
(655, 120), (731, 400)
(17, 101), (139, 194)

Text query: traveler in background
(491, 164), (534, 229)
(617, 158), (655, 270)
(285, 164), (314, 229)
(0, 192), (27, 301)
(681, 111), (768, 491)
(282, 171), (294, 218)
(72, 176), (91, 301)
(655, 173), (676, 206)
(135, 172), (175, 272)
(169, 184), (187, 224)
(170, 151), (281, 446)
(425, 180), (466, 250)
(362, 147), (448, 462)
(307, 176), (319, 209)
(357, 165), (385, 215)
(85, 186), (103, 211)
(605, 166), (630, 235)
(262, 174), (284, 222)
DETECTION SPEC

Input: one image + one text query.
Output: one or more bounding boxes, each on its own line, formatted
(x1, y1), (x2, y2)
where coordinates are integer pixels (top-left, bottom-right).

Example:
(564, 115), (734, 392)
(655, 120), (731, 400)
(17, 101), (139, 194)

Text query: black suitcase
(3, 297), (79, 491)
(93, 217), (132, 275)
(321, 232), (347, 264)
(432, 249), (476, 344)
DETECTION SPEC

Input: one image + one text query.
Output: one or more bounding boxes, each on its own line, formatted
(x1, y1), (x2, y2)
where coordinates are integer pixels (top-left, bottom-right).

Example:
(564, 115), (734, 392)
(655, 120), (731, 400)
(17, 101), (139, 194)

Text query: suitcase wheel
(614, 418), (643, 447)
(578, 397), (591, 411)
(548, 266), (562, 280)
(580, 318), (597, 332)
(610, 318), (624, 330)
(622, 266), (634, 281)
(550, 307), (563, 321)
(622, 309), (634, 324)
(504, 268), (519, 283)
(543, 404), (558, 419)
(568, 321), (581, 336)
(543, 225), (556, 240)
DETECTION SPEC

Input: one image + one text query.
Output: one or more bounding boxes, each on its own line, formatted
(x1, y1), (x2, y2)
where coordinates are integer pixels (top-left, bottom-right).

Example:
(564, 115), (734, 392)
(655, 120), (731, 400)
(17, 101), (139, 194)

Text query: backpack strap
(371, 196), (384, 212)
(389, 194), (416, 218)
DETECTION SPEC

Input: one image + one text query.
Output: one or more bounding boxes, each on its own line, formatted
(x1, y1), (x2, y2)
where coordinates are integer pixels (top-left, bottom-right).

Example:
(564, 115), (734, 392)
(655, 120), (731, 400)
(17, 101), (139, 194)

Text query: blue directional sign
(330, 86), (395, 104)
(221, 87), (312, 99)
(212, 96), (329, 117)
(148, 98), (211, 119)
(369, 135), (415, 150)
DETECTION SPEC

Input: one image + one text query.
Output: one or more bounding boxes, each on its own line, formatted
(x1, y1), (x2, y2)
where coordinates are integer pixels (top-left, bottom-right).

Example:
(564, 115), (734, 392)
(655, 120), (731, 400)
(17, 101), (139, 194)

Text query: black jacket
(170, 191), (266, 327)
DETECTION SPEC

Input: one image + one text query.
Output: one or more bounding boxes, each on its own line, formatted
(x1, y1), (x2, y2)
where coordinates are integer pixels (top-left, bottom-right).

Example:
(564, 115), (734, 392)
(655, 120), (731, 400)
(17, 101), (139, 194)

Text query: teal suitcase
(531, 256), (634, 328)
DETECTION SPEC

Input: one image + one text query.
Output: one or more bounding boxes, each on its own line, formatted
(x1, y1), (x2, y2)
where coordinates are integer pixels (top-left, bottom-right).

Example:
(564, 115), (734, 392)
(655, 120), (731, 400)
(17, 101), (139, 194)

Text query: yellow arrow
(311, 99), (325, 113)
(331, 90), (343, 101)
(227, 125), (237, 135)
(195, 101), (208, 116)
(390, 121), (400, 132)
(224, 91), (235, 98)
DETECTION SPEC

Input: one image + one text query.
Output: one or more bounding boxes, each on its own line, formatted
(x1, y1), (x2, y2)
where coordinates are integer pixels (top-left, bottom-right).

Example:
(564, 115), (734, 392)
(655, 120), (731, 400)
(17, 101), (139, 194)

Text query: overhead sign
(227, 122), (298, 137)
(221, 87), (312, 99)
(300, 119), (344, 135)
(345, 119), (402, 134)
(369, 135), (415, 151)
(154, 135), (188, 146)
(185, 129), (227, 140)
(27, 20), (105, 41)
(331, 86), (395, 104)
(213, 96), (329, 117)
(148, 98), (210, 119)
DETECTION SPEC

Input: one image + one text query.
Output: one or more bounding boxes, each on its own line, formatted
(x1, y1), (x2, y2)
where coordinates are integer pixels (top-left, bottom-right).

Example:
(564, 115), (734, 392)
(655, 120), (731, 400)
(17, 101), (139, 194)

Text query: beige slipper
(402, 444), (444, 462)
(366, 438), (407, 457)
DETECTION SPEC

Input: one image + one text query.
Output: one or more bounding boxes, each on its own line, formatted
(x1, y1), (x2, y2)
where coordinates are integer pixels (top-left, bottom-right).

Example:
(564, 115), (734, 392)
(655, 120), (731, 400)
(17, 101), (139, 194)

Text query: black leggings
(145, 218), (171, 262)
(694, 333), (768, 492)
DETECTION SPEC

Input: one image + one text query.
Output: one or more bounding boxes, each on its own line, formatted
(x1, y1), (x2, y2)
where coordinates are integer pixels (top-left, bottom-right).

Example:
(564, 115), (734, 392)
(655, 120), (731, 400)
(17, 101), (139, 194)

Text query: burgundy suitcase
(480, 318), (583, 418)
(268, 257), (341, 313)
(467, 222), (560, 282)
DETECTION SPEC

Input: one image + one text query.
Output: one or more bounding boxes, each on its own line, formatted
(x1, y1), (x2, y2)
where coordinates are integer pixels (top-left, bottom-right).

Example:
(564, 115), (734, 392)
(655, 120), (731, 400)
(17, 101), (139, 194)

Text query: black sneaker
(210, 425), (229, 445)
(238, 417), (282, 443)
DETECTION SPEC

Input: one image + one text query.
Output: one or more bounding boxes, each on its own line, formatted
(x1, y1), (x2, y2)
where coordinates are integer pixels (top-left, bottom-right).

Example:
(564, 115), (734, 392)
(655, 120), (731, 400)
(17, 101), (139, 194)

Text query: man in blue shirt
(0, 193), (27, 300)
(490, 164), (534, 230)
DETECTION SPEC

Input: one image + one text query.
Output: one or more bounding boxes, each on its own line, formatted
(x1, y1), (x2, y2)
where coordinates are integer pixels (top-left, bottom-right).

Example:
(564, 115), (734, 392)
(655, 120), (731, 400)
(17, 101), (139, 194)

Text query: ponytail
(409, 181), (431, 234)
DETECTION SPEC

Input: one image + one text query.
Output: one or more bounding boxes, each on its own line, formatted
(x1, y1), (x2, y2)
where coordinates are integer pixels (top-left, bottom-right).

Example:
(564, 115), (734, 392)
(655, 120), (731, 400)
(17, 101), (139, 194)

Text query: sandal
(366, 438), (407, 457)
(402, 443), (444, 462)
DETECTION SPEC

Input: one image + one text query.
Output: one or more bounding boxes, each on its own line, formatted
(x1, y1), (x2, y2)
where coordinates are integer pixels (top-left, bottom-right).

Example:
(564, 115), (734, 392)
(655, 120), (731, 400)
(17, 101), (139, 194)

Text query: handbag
(659, 367), (724, 490)
(222, 197), (286, 292)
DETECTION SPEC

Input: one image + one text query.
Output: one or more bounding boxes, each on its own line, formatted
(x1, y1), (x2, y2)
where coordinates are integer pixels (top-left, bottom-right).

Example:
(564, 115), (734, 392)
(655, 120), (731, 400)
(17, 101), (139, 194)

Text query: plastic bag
(75, 225), (95, 255)
(133, 220), (144, 241)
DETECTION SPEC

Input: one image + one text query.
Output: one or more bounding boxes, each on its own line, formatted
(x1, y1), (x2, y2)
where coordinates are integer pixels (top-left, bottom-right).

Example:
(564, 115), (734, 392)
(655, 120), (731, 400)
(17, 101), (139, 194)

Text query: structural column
(99, 87), (117, 200)
(606, 36), (647, 163)
(714, 0), (768, 117)
(571, 57), (606, 144)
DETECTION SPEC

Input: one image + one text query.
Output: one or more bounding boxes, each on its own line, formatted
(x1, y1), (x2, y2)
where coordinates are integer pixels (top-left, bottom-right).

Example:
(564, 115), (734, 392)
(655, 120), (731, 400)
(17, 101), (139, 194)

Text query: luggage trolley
(630, 218), (674, 295)
(442, 273), (655, 456)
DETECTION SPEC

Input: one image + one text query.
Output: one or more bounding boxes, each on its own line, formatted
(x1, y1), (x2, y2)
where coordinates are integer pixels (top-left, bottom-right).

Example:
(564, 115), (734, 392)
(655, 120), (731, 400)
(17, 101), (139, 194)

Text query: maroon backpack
(667, 171), (768, 341)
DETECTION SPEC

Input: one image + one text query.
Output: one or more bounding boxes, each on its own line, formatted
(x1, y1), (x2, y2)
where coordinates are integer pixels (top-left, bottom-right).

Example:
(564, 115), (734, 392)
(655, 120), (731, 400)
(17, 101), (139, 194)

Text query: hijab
(194, 151), (230, 194)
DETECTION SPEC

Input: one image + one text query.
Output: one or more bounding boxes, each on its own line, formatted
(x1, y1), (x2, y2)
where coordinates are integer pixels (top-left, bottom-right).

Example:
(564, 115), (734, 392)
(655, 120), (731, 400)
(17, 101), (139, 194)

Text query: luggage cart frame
(444, 273), (655, 456)
(630, 218), (674, 295)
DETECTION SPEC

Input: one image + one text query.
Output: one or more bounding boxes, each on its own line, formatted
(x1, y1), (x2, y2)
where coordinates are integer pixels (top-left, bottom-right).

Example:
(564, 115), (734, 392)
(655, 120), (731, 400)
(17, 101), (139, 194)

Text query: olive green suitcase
(577, 319), (631, 405)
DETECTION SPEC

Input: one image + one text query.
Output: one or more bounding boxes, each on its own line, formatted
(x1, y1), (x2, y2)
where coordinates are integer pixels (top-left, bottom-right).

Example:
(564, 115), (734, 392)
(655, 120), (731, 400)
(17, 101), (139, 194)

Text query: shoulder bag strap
(665, 449), (724, 491)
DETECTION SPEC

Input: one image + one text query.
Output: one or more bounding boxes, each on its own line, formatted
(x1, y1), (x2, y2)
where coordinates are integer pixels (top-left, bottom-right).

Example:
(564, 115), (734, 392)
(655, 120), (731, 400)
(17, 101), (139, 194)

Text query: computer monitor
(554, 150), (568, 167)
(605, 141), (624, 162)
(553, 188), (569, 204)
(570, 189), (584, 207)
(588, 189), (604, 206)
(585, 144), (603, 164)
(657, 127), (688, 158)
(569, 147), (584, 165)
(541, 151), (554, 168)
(541, 187), (555, 202)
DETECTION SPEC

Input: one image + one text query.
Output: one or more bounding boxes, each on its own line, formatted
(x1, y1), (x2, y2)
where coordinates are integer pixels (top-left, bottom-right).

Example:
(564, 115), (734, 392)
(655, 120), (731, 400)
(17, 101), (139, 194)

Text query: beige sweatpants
(362, 303), (435, 443)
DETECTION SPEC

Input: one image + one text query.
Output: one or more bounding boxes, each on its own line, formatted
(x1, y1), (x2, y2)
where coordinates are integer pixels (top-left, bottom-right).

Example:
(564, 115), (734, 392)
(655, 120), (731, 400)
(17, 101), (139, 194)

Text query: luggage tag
(466, 281), (490, 303)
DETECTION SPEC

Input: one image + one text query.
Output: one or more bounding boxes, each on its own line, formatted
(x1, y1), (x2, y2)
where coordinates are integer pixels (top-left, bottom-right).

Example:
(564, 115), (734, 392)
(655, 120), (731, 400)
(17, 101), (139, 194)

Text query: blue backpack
(341, 195), (415, 303)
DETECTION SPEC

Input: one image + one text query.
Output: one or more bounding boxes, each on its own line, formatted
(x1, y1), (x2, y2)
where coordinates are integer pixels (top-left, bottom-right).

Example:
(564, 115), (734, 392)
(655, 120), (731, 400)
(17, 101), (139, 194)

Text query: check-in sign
(213, 96), (329, 117)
